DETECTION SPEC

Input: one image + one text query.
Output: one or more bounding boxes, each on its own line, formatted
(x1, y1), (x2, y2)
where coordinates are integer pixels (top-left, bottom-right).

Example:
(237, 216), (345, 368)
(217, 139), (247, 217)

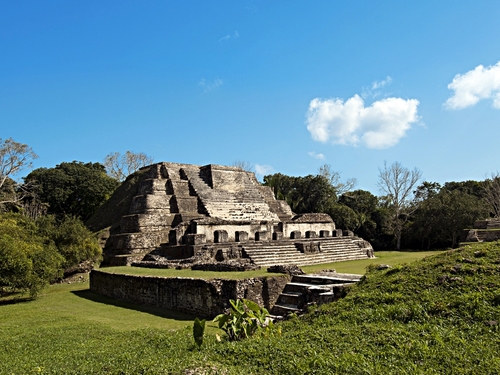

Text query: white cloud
(445, 61), (500, 110)
(218, 31), (239, 43)
(199, 78), (223, 92)
(254, 164), (273, 177)
(306, 94), (420, 149)
(308, 151), (325, 160)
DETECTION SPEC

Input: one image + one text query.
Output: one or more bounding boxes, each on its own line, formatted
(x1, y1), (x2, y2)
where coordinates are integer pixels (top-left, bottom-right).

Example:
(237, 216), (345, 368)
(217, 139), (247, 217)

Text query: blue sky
(1, 1), (500, 193)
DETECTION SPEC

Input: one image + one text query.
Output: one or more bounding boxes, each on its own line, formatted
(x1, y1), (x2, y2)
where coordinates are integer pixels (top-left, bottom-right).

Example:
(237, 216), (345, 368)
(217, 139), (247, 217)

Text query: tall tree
(263, 173), (336, 214)
(377, 161), (422, 250)
(104, 151), (154, 182)
(25, 162), (119, 221)
(318, 164), (357, 196)
(409, 189), (488, 248)
(483, 173), (500, 218)
(0, 138), (38, 205)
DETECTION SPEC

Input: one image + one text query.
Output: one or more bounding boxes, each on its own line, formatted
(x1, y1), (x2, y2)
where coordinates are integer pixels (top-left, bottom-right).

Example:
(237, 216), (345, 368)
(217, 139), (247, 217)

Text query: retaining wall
(90, 270), (290, 318)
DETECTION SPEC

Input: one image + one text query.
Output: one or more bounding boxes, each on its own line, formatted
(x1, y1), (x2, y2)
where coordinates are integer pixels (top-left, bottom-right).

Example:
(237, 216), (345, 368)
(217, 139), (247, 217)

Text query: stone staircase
(272, 273), (362, 316)
(241, 237), (370, 267)
(109, 163), (208, 263)
(182, 167), (280, 222)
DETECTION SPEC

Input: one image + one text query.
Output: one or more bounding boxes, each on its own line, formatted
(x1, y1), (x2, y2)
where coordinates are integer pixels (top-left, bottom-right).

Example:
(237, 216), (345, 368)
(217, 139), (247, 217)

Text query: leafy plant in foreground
(213, 298), (273, 341)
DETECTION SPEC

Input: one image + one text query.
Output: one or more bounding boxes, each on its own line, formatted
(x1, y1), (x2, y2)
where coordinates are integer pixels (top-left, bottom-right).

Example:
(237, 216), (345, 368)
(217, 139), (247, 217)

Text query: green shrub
(36, 215), (102, 270)
(0, 214), (63, 297)
(213, 299), (273, 341)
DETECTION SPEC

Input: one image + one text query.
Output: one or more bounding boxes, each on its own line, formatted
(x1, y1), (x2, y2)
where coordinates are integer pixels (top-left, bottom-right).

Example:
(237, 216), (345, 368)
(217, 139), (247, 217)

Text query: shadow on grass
(0, 296), (33, 306)
(72, 289), (196, 321)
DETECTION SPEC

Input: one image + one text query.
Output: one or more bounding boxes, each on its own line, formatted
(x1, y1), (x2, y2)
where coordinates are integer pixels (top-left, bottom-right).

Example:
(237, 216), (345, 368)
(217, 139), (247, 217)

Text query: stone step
(271, 273), (363, 317)
(271, 303), (301, 316)
(276, 291), (305, 305)
(293, 274), (362, 284)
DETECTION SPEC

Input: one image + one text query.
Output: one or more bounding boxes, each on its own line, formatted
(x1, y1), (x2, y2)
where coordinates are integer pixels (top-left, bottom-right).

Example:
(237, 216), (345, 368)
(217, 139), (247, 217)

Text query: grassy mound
(206, 242), (500, 374)
(1, 245), (499, 374)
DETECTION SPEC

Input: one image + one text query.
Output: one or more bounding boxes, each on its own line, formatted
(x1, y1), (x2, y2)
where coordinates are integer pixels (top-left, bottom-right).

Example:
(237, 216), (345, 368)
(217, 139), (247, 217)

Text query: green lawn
(99, 250), (444, 279)
(1, 250), (455, 374)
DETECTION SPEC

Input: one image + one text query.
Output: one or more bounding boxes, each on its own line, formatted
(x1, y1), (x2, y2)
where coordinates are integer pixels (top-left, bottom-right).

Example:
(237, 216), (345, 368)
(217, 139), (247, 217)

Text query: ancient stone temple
(87, 162), (374, 269)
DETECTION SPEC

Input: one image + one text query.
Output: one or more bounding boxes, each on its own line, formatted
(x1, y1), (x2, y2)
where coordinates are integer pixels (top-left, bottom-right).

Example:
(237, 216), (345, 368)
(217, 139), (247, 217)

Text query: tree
(0, 213), (63, 298)
(483, 173), (500, 218)
(25, 162), (119, 221)
(325, 203), (360, 231)
(0, 138), (38, 205)
(377, 161), (422, 250)
(318, 164), (357, 196)
(104, 151), (154, 182)
(263, 173), (336, 214)
(409, 189), (488, 248)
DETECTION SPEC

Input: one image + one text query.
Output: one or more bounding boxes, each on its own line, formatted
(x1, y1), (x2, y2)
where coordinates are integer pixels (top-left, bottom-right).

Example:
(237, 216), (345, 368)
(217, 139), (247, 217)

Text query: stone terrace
(91, 162), (374, 267)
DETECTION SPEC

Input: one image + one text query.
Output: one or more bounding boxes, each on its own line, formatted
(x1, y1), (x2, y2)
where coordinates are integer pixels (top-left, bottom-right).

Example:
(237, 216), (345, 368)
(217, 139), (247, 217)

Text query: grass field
(3, 249), (470, 374)
(100, 250), (443, 278)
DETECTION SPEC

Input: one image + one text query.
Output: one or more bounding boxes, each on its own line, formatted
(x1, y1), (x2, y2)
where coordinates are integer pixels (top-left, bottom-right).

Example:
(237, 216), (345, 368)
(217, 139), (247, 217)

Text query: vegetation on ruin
(2, 244), (500, 374)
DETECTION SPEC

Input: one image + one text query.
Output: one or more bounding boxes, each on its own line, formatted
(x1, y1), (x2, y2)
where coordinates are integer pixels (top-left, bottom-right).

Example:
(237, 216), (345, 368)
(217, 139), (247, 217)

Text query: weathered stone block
(319, 230), (330, 237)
(290, 230), (301, 239)
(130, 194), (171, 212)
(112, 231), (169, 253)
(186, 234), (207, 245)
(173, 197), (199, 213)
(90, 270), (290, 318)
(343, 230), (354, 237)
(121, 212), (176, 232)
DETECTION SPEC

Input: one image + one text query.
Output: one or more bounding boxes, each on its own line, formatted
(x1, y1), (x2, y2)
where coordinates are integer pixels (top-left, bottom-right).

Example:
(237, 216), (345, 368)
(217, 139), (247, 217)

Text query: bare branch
(104, 151), (154, 181)
(0, 138), (38, 190)
(483, 172), (500, 218)
(231, 160), (255, 173)
(377, 161), (422, 249)
(318, 164), (358, 196)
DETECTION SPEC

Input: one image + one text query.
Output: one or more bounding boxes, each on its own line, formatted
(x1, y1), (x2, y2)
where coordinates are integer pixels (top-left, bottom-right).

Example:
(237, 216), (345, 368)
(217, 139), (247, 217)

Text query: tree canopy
(25, 161), (119, 221)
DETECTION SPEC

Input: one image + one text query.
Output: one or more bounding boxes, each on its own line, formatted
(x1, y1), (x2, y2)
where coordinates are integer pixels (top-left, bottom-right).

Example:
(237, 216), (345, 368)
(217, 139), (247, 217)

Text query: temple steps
(241, 238), (369, 266)
(271, 273), (362, 316)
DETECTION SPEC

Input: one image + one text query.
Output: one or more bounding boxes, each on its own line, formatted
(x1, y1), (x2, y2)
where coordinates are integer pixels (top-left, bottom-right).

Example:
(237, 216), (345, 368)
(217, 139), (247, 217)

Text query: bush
(213, 299), (273, 341)
(0, 214), (63, 297)
(0, 212), (101, 298)
(36, 215), (102, 271)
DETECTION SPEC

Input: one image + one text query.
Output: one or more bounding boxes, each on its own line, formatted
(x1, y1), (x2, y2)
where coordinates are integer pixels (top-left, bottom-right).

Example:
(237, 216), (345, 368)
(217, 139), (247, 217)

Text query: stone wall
(90, 270), (290, 318)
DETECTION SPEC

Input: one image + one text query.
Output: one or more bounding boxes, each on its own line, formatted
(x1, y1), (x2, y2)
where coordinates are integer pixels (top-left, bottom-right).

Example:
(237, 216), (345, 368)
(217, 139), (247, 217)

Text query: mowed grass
(0, 250), (450, 374)
(100, 250), (444, 278)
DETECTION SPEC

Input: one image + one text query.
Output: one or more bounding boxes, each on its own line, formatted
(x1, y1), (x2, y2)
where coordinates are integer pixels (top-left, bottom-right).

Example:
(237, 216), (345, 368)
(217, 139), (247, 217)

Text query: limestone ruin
(88, 162), (374, 269)
(461, 219), (500, 243)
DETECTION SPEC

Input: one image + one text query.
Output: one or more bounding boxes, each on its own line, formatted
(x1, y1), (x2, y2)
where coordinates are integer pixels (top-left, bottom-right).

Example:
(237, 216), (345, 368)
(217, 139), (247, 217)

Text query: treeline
(1, 136), (498, 297)
(263, 164), (497, 251)
(0, 138), (151, 298)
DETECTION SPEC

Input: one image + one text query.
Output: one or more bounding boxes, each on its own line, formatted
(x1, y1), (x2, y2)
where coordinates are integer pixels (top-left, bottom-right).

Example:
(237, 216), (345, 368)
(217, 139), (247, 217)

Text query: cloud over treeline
(306, 95), (419, 149)
(445, 61), (500, 110)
